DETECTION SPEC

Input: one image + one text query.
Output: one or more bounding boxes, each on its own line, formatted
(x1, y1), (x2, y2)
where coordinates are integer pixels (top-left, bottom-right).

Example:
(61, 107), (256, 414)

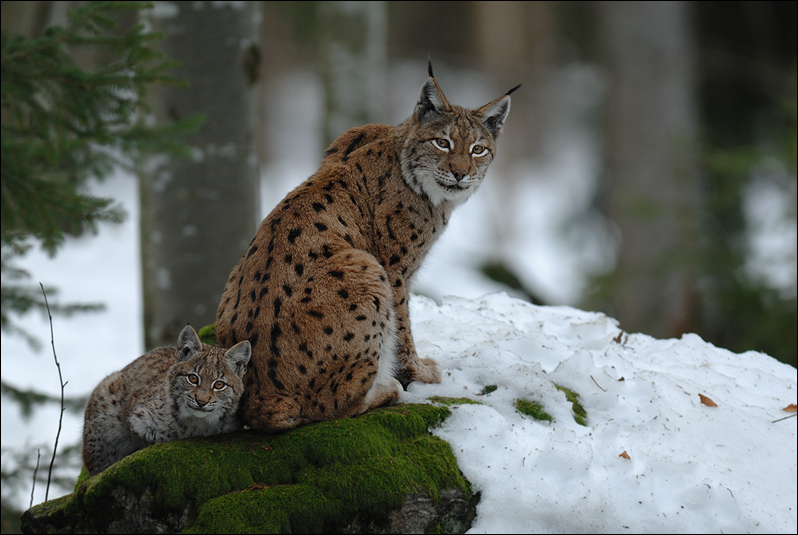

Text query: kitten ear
(477, 84), (519, 138)
(176, 325), (202, 362)
(225, 340), (251, 378)
(415, 77), (451, 124)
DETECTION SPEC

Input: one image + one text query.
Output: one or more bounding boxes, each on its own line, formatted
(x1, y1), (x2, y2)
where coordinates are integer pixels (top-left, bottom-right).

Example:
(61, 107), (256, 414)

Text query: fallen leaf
(699, 393), (718, 407)
(619, 450), (630, 460)
(783, 403), (797, 412)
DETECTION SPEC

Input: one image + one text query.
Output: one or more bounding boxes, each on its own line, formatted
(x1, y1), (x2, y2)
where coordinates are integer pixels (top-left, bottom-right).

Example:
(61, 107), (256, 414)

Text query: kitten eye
(213, 381), (226, 390)
(471, 144), (487, 156)
(186, 374), (200, 385)
(432, 138), (450, 151)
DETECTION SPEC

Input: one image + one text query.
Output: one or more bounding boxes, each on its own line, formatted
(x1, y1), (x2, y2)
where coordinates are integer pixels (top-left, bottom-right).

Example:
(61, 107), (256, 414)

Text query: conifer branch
(1, 1), (201, 349)
(0, 4), (99, 65)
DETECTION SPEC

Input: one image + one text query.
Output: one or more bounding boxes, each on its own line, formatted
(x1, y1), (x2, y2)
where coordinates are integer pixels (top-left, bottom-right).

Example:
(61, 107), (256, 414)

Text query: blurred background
(1, 1), (796, 529)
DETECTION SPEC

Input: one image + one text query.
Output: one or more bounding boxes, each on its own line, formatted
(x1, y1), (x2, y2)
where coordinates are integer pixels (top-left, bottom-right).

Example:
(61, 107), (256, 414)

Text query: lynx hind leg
(313, 248), (402, 417)
(245, 249), (399, 429)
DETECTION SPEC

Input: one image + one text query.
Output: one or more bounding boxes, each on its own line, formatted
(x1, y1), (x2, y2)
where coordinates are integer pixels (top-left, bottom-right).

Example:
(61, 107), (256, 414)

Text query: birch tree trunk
(597, 1), (701, 337)
(139, 2), (262, 348)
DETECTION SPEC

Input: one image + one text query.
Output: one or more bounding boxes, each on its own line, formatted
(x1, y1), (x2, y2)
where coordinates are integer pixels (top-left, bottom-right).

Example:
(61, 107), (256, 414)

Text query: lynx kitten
(82, 325), (251, 475)
(216, 63), (517, 432)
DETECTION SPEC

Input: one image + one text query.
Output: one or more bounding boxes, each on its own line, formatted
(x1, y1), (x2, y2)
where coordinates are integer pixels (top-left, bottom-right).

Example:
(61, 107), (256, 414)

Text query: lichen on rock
(21, 402), (478, 534)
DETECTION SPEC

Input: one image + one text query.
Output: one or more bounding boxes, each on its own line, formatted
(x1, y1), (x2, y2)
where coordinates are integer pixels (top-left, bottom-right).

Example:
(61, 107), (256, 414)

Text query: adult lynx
(216, 63), (518, 432)
(82, 325), (251, 475)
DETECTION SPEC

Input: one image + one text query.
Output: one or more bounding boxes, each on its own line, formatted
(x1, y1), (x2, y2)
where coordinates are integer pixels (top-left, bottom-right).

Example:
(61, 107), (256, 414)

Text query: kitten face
(168, 325), (250, 424)
(170, 352), (238, 422)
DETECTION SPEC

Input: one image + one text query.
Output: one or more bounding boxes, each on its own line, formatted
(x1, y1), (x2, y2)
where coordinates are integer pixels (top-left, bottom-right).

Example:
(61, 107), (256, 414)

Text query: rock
(21, 403), (478, 534)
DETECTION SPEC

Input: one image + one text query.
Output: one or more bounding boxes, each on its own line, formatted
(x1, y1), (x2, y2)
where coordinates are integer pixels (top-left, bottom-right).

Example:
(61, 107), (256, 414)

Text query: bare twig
(30, 449), (41, 509)
(590, 375), (607, 392)
(772, 413), (796, 423)
(40, 283), (68, 502)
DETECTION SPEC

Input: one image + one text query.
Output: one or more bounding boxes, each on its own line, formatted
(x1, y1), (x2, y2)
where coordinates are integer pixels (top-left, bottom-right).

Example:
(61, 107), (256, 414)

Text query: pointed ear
(477, 94), (512, 138)
(225, 340), (251, 377)
(415, 77), (451, 124)
(176, 325), (202, 362)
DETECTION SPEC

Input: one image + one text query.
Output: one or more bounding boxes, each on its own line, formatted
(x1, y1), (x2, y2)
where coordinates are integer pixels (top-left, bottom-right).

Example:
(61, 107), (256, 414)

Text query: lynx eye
(213, 380), (226, 390)
(186, 374), (200, 385)
(471, 144), (488, 156)
(432, 138), (450, 151)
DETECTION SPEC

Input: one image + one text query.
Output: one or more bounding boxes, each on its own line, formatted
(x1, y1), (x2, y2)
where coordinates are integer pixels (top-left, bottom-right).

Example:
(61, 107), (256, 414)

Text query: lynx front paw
(396, 355), (442, 387)
(416, 357), (442, 383)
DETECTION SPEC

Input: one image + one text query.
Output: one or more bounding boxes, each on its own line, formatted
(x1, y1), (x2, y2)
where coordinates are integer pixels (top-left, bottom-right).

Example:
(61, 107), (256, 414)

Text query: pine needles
(0, 1), (202, 345)
(1, 1), (197, 252)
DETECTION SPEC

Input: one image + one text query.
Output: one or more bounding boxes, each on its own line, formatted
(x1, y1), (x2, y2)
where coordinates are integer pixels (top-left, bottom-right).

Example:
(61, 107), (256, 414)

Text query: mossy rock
(21, 403), (478, 534)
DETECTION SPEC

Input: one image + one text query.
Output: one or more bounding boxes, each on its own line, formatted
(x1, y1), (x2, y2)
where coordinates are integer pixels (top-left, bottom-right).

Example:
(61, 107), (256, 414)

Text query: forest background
(1, 1), (796, 531)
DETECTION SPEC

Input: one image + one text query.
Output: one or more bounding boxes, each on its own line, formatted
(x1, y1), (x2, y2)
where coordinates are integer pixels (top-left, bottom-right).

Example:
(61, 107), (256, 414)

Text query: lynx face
(400, 77), (513, 206)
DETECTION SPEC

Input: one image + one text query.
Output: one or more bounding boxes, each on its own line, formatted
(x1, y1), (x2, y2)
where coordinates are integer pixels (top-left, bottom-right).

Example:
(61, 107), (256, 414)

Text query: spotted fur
(216, 67), (515, 432)
(82, 325), (251, 475)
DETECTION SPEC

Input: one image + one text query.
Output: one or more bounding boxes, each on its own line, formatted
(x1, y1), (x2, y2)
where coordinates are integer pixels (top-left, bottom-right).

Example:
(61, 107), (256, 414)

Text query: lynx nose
(451, 168), (468, 183)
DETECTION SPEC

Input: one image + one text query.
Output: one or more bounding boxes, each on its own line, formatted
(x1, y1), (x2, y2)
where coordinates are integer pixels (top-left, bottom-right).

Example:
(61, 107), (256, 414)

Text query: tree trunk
(317, 1), (387, 148)
(139, 2), (262, 349)
(597, 1), (701, 337)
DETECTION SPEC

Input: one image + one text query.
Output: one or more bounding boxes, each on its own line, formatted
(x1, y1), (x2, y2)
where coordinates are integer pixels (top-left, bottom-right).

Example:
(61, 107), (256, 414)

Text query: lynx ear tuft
(505, 83), (522, 96)
(427, 56), (434, 78)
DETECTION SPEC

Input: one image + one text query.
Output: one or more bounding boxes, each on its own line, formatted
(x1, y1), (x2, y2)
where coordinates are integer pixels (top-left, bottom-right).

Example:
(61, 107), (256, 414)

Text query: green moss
(555, 384), (588, 426)
(428, 396), (482, 406)
(479, 385), (498, 396)
(27, 403), (473, 534)
(513, 398), (552, 422)
(513, 387), (587, 426)
(20, 494), (74, 533)
(188, 484), (334, 533)
(197, 324), (217, 346)
(75, 466), (90, 490)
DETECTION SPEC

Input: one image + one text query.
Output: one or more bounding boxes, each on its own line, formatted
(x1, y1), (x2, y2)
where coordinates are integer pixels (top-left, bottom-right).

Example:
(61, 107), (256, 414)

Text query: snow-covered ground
(405, 293), (797, 533)
(2, 64), (796, 532)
